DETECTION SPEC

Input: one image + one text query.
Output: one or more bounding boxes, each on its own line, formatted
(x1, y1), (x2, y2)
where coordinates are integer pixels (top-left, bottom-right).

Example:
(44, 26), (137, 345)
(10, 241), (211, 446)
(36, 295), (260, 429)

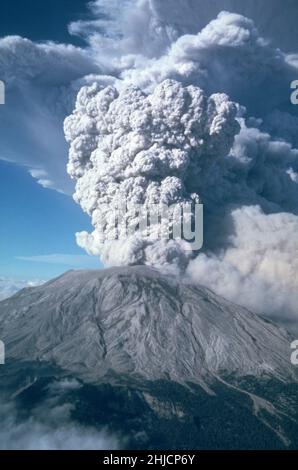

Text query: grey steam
(64, 7), (298, 328)
(64, 79), (239, 271)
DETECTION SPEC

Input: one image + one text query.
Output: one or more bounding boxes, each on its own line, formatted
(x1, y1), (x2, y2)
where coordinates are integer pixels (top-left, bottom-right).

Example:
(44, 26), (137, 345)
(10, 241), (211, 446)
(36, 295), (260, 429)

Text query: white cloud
(0, 379), (119, 450)
(120, 11), (297, 119)
(70, 0), (298, 63)
(16, 253), (102, 268)
(187, 206), (298, 326)
(0, 277), (44, 301)
(0, 36), (112, 193)
(1, 2), (298, 192)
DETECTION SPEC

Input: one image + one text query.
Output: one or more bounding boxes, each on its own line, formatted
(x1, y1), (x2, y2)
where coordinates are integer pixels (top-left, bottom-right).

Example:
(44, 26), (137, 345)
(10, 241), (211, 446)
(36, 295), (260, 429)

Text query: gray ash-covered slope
(0, 266), (298, 449)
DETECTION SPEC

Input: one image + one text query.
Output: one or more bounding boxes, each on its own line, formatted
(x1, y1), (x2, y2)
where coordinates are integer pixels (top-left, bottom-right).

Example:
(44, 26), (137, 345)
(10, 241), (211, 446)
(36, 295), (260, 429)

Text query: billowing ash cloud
(71, 1), (298, 58)
(0, 36), (114, 193)
(185, 116), (298, 326)
(2, 2), (298, 191)
(64, 6), (298, 327)
(120, 11), (297, 117)
(2, 1), (298, 328)
(187, 207), (298, 329)
(64, 79), (240, 270)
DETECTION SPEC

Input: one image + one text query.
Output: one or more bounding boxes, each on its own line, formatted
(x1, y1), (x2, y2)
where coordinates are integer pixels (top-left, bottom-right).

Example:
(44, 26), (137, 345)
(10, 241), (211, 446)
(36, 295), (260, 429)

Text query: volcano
(0, 266), (297, 449)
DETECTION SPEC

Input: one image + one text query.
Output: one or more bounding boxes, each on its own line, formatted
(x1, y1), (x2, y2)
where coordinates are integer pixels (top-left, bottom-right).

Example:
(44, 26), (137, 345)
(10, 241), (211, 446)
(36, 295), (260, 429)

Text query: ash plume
(64, 79), (239, 271)
(63, 3), (298, 329)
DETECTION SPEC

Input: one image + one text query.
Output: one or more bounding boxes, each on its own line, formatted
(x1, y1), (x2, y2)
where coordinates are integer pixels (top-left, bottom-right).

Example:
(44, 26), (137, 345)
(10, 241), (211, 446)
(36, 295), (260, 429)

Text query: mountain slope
(0, 266), (297, 449)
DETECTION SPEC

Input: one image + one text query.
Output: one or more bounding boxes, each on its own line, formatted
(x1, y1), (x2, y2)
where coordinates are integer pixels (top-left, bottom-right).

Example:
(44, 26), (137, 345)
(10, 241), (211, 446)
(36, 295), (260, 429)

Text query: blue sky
(0, 0), (298, 322)
(0, 0), (102, 280)
(0, 160), (100, 279)
(0, 0), (90, 44)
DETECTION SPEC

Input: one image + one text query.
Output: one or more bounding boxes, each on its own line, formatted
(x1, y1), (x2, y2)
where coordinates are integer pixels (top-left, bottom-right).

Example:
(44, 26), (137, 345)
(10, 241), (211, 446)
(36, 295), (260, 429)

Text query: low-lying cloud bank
(0, 379), (119, 450)
(0, 278), (44, 301)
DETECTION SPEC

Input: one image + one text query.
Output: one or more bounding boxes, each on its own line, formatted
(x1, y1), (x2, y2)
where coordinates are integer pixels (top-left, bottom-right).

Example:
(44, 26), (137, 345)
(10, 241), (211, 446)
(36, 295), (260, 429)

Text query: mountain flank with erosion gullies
(0, 266), (297, 449)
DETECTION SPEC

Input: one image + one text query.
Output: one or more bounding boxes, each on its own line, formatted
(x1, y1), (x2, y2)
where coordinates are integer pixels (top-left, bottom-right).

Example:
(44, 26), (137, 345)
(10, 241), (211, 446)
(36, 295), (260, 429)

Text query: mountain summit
(0, 267), (297, 449)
